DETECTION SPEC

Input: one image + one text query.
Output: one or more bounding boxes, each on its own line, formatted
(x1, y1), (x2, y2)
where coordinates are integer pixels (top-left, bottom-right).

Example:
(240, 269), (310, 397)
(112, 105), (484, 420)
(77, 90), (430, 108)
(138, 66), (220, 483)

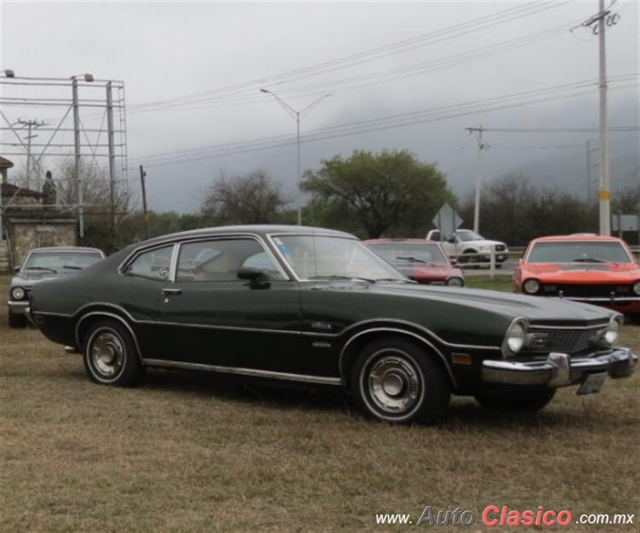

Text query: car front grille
(541, 284), (632, 298)
(527, 325), (607, 355)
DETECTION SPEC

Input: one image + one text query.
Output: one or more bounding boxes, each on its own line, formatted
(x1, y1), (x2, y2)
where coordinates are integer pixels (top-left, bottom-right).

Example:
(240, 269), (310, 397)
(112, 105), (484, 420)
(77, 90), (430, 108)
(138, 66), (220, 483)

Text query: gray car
(7, 246), (105, 328)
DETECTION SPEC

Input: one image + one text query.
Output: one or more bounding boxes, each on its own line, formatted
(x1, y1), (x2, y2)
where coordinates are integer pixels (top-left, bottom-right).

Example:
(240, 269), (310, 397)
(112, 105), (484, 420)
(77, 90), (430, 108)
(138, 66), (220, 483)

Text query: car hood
(364, 282), (613, 324)
(521, 263), (640, 282)
(465, 239), (506, 247)
(408, 264), (463, 280)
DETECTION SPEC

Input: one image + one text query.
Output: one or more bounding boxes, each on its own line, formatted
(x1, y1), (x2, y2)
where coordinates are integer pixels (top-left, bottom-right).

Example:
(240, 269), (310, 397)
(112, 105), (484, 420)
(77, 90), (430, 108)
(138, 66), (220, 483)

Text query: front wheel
(351, 337), (451, 425)
(474, 389), (556, 412)
(83, 320), (144, 386)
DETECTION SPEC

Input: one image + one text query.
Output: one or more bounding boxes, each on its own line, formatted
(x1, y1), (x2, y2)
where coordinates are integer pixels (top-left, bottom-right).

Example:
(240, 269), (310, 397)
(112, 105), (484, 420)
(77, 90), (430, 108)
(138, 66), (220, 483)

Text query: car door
(154, 236), (305, 372)
(118, 243), (175, 356)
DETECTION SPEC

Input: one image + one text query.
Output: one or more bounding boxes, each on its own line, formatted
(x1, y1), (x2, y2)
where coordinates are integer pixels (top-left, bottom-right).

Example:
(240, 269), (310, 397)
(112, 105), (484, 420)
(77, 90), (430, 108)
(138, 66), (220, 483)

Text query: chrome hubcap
(368, 354), (421, 414)
(91, 332), (124, 378)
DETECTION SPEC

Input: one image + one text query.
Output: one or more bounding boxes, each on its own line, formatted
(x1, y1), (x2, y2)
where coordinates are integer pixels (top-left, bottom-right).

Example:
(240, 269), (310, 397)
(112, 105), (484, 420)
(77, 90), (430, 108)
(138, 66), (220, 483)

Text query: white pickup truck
(425, 229), (509, 266)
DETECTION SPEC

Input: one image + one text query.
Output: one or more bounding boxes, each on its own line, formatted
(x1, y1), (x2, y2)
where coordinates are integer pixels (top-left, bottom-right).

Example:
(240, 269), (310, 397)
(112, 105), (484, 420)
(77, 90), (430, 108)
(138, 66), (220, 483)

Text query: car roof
(138, 225), (356, 247)
(364, 239), (440, 244)
(529, 235), (626, 244)
(28, 246), (104, 254)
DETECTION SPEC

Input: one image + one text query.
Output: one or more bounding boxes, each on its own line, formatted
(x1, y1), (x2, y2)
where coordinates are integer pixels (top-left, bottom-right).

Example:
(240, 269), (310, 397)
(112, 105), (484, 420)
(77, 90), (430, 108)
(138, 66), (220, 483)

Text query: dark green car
(28, 225), (637, 425)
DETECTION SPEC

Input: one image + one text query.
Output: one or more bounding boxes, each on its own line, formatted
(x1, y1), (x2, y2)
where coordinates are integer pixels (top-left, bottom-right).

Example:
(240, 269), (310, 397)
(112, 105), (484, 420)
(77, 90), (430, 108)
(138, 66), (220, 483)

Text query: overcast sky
(1, 1), (638, 214)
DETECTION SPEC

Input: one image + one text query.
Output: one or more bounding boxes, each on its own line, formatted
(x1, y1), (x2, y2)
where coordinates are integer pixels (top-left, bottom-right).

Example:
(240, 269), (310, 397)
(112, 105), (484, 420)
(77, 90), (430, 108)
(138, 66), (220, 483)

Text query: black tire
(83, 320), (144, 386)
(474, 389), (556, 412)
(350, 337), (451, 425)
(459, 250), (479, 268)
(8, 313), (27, 329)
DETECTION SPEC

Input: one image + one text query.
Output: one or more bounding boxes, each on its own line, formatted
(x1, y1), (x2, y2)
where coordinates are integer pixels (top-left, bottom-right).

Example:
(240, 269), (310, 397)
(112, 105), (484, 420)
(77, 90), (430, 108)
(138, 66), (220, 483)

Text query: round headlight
(446, 277), (464, 287)
(634, 281), (640, 295)
(603, 318), (620, 347)
(11, 287), (25, 300)
(523, 279), (540, 294)
(503, 321), (526, 357)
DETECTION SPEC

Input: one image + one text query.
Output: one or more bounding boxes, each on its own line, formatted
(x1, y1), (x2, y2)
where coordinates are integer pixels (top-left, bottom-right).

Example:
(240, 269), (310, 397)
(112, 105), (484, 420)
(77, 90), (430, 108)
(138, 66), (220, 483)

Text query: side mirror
(237, 267), (264, 281)
(14, 266), (20, 273)
(450, 258), (458, 266)
(238, 267), (271, 289)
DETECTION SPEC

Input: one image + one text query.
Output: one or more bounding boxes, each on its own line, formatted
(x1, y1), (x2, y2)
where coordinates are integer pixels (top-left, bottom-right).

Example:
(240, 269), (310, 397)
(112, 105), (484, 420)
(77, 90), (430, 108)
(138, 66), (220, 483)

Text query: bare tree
(201, 170), (289, 225)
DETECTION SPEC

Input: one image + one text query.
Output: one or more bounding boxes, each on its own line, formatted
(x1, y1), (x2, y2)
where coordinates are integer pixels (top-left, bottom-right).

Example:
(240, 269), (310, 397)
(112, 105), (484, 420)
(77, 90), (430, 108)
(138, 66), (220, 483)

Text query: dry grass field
(0, 275), (638, 533)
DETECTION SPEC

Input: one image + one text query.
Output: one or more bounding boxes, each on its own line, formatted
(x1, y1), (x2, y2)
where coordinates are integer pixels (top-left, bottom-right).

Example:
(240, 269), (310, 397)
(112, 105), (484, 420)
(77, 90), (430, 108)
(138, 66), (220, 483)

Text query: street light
(260, 88), (331, 225)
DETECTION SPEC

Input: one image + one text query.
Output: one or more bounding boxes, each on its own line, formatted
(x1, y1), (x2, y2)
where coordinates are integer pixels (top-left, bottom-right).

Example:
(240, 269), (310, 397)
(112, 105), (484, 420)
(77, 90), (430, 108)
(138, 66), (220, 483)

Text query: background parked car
(514, 234), (640, 317)
(425, 229), (508, 266)
(7, 246), (105, 328)
(365, 238), (464, 286)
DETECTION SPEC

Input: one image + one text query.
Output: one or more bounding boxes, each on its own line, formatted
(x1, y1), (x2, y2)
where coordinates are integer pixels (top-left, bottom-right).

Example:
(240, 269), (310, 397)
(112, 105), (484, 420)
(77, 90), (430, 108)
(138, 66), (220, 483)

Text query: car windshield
(456, 230), (484, 242)
(527, 241), (633, 264)
(368, 243), (449, 265)
(23, 251), (103, 272)
(272, 235), (405, 281)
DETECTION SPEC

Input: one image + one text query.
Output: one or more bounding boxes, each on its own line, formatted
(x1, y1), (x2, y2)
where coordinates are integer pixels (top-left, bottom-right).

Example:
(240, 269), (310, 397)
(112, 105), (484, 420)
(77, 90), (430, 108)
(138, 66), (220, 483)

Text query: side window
(125, 245), (173, 280)
(431, 231), (441, 241)
(177, 238), (283, 282)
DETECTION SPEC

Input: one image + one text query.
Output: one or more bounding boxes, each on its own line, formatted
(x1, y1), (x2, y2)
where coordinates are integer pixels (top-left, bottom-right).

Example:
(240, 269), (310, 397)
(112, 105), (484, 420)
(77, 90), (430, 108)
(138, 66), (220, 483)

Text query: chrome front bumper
(7, 300), (29, 315)
(482, 348), (637, 387)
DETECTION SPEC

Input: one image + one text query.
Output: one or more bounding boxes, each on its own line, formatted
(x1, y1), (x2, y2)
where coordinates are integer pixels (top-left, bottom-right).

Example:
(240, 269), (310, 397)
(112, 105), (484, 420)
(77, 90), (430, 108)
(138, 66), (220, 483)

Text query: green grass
(465, 275), (514, 292)
(0, 276), (638, 532)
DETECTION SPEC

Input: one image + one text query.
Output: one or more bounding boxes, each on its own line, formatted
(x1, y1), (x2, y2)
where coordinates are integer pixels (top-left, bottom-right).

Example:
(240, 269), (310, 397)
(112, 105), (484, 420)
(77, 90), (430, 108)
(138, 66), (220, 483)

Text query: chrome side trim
(144, 359), (342, 386)
(118, 232), (291, 280)
(34, 307), (503, 350)
(338, 327), (457, 387)
(326, 318), (502, 351)
(75, 311), (145, 365)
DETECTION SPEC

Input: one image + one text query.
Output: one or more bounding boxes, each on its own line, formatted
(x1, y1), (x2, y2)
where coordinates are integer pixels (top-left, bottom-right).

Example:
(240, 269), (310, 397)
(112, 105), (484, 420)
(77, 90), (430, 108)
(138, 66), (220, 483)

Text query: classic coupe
(28, 226), (637, 425)
(365, 239), (464, 286)
(514, 235), (640, 316)
(8, 246), (105, 328)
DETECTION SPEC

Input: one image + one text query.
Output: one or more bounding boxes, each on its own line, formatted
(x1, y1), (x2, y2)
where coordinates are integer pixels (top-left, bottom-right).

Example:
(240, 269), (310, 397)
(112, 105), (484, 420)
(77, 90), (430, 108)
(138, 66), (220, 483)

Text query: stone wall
(7, 219), (77, 267)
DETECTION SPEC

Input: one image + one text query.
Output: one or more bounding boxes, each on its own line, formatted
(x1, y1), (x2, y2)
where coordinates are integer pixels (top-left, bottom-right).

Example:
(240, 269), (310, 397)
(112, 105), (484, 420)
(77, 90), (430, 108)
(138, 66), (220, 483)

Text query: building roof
(1, 182), (43, 199)
(0, 156), (14, 169)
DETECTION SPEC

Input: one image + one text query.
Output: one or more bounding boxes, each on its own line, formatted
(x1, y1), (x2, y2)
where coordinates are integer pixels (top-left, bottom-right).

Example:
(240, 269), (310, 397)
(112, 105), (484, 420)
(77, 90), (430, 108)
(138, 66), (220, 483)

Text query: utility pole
(587, 140), (592, 203)
(17, 118), (46, 188)
(581, 0), (620, 235)
(140, 165), (150, 240)
(466, 125), (488, 234)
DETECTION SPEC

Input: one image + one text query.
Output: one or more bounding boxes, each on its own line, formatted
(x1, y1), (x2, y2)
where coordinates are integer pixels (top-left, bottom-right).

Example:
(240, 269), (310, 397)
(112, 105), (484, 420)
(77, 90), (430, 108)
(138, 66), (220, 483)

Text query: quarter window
(176, 239), (283, 282)
(125, 245), (173, 280)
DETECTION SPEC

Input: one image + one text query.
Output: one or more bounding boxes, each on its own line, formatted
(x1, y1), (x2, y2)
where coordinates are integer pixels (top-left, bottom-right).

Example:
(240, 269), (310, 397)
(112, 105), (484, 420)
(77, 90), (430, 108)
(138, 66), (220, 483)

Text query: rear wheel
(351, 337), (451, 425)
(474, 389), (556, 412)
(83, 320), (144, 386)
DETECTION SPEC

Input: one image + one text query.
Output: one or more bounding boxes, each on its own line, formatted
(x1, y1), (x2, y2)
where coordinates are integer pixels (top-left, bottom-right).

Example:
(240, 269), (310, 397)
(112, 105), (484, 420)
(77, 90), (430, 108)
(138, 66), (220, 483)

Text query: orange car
(514, 235), (640, 315)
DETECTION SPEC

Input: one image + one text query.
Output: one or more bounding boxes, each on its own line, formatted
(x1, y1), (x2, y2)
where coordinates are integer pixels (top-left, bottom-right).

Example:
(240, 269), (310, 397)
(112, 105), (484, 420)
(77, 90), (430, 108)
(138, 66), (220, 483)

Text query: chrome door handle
(162, 288), (182, 296)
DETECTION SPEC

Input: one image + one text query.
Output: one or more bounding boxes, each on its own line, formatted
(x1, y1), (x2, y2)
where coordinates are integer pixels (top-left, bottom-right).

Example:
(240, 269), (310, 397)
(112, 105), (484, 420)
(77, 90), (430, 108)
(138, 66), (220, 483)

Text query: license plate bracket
(577, 372), (608, 395)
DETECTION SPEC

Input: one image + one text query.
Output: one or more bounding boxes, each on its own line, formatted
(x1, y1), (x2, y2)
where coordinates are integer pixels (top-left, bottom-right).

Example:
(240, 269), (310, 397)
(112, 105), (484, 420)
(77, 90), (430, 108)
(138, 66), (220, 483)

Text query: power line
(126, 1), (575, 114)
(128, 75), (638, 169)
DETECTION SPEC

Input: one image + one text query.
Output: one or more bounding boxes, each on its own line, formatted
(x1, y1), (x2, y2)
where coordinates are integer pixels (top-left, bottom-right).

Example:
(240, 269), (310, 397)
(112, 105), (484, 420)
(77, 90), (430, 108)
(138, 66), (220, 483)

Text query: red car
(514, 235), (640, 315)
(365, 239), (465, 286)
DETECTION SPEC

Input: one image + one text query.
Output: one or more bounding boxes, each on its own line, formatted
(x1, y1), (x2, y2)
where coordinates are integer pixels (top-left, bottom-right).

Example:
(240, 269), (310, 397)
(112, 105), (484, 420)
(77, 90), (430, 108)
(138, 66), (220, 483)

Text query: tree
(460, 174), (598, 246)
(201, 170), (289, 225)
(301, 149), (454, 238)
